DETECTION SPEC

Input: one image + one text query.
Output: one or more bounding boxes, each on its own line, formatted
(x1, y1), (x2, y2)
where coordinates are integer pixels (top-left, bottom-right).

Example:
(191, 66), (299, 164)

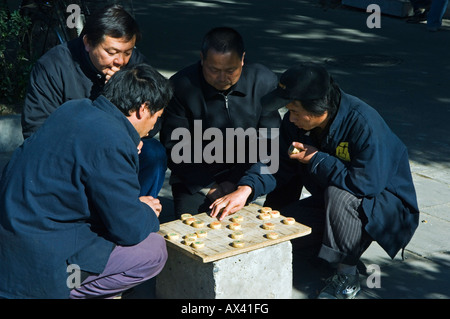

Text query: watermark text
(170, 120), (279, 174)
(366, 4), (381, 28)
(366, 264), (382, 288)
(66, 4), (81, 29)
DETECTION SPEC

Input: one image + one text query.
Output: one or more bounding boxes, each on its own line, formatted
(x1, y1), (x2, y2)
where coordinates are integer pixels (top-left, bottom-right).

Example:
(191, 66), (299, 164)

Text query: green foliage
(0, 6), (33, 108)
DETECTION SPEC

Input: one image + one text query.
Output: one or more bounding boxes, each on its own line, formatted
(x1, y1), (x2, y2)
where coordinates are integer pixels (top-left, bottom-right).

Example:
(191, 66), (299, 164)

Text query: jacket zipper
(221, 93), (233, 125)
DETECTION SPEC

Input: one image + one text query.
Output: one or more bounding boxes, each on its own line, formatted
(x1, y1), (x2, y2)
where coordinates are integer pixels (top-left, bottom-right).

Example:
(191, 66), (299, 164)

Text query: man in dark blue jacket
(210, 63), (419, 299)
(0, 64), (173, 299)
(21, 4), (165, 198)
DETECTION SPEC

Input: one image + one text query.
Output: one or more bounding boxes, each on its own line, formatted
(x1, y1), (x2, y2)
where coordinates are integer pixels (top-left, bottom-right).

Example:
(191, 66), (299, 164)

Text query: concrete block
(156, 241), (293, 299)
(342, 0), (413, 17)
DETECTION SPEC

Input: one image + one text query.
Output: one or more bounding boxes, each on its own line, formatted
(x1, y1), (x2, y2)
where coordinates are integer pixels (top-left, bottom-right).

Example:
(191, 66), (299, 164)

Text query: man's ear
(82, 35), (90, 52)
(136, 103), (149, 119)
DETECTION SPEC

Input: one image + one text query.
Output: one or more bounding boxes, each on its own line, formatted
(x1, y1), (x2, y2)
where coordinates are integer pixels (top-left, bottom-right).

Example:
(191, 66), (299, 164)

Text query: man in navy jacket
(21, 4), (165, 198)
(0, 64), (173, 299)
(210, 63), (419, 299)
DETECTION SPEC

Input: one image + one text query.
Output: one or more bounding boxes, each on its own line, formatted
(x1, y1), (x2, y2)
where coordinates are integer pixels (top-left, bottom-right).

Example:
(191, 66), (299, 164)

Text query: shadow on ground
(133, 0), (450, 168)
(292, 240), (450, 299)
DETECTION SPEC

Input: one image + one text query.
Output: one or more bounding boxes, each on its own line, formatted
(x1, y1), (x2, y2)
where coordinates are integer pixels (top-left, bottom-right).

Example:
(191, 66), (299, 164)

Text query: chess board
(158, 203), (311, 263)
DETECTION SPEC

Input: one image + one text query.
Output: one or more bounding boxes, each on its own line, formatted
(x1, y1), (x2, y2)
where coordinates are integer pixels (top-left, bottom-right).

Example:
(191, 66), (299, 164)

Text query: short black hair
(103, 64), (173, 116)
(201, 27), (245, 59)
(81, 4), (141, 47)
(301, 78), (341, 119)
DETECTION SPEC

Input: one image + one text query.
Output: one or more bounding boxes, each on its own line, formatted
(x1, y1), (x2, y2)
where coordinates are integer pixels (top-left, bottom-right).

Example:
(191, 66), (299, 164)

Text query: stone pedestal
(156, 241), (293, 299)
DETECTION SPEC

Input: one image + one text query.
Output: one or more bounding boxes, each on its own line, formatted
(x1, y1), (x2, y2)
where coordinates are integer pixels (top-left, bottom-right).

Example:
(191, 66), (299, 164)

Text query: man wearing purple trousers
(0, 64), (173, 299)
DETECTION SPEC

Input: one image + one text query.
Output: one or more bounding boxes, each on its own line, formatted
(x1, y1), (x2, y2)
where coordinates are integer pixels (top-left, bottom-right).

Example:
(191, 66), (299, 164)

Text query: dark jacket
(0, 96), (160, 299)
(21, 36), (155, 139)
(239, 91), (419, 259)
(160, 61), (281, 194)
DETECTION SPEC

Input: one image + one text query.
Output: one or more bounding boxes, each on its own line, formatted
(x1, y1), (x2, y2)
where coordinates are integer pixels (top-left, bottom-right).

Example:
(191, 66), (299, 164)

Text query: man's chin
(214, 84), (232, 91)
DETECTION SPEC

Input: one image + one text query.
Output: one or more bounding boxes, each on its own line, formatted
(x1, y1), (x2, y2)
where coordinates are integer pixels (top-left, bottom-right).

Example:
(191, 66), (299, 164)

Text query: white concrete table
(155, 204), (311, 299)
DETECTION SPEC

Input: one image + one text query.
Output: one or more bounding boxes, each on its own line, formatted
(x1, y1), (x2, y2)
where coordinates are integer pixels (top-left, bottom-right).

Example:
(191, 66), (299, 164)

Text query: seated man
(0, 64), (173, 299)
(210, 63), (419, 299)
(160, 27), (281, 218)
(21, 4), (165, 197)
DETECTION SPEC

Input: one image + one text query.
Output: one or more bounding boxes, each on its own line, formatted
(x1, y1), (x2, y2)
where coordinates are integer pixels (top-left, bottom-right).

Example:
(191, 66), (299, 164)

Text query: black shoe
(318, 272), (360, 299)
(407, 11), (428, 23)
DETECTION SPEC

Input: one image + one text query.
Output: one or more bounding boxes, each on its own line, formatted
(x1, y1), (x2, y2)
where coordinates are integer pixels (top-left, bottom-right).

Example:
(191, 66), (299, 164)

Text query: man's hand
(139, 196), (162, 217)
(289, 142), (318, 164)
(206, 181), (236, 202)
(137, 140), (143, 154)
(209, 185), (253, 221)
(105, 66), (121, 82)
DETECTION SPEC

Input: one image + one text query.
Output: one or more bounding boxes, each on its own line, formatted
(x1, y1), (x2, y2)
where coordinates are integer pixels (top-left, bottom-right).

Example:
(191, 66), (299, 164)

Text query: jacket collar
(93, 95), (141, 147)
(72, 37), (106, 84)
(320, 89), (349, 146)
(327, 90), (348, 135)
(302, 89), (345, 147)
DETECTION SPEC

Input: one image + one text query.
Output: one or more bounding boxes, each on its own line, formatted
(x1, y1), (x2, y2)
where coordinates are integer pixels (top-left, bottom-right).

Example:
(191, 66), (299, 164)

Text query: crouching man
(0, 64), (173, 299)
(210, 63), (419, 299)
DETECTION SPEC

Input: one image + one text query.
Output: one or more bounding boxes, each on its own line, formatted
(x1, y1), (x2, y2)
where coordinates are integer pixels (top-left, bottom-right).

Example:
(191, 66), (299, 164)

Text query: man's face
(83, 35), (136, 77)
(201, 49), (244, 91)
(286, 100), (329, 131)
(139, 107), (164, 138)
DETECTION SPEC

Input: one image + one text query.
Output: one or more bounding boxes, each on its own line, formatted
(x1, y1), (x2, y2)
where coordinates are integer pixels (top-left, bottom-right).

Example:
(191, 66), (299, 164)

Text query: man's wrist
(237, 185), (253, 198)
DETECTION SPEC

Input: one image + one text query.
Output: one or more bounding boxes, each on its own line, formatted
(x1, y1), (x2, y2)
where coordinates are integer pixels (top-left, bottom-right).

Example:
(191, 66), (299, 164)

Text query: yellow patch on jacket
(336, 142), (351, 162)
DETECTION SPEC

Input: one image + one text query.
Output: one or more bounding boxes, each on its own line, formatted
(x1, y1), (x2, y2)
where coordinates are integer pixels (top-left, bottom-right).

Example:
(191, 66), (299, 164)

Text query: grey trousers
(275, 186), (372, 266)
(318, 186), (372, 266)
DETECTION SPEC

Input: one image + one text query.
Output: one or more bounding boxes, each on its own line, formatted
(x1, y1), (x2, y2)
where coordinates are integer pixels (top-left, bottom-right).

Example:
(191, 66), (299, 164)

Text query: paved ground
(130, 0), (450, 299)
(1, 0), (449, 300)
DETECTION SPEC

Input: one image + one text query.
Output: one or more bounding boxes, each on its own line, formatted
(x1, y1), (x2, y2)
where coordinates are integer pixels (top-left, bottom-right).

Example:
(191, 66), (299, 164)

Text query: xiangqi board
(158, 203), (312, 263)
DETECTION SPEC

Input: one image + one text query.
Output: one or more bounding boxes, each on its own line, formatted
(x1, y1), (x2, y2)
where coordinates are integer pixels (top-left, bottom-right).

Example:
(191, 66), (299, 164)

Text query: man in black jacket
(160, 27), (281, 218)
(21, 4), (166, 198)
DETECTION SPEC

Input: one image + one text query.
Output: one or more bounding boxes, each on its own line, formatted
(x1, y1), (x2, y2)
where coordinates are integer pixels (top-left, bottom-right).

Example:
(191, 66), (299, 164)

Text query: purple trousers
(70, 233), (167, 299)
